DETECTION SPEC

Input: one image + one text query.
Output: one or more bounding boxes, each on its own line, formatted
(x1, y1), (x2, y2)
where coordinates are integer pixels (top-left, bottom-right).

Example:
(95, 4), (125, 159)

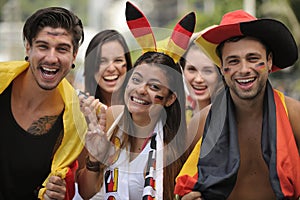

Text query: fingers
(44, 175), (66, 200)
(86, 108), (103, 134)
(181, 191), (203, 200)
(78, 93), (100, 115)
(98, 106), (107, 132)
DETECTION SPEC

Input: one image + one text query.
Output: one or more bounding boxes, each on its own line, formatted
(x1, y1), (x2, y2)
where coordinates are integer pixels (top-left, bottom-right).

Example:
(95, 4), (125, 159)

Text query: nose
(105, 61), (117, 72)
(45, 48), (59, 63)
(136, 83), (148, 95)
(239, 60), (251, 74)
(194, 72), (205, 82)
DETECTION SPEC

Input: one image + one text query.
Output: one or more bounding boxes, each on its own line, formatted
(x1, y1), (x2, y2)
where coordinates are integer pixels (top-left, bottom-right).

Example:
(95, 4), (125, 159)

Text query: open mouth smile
(131, 96), (150, 105)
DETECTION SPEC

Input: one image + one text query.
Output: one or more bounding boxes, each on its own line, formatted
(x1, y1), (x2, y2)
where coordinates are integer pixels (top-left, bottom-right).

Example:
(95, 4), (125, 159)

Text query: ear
(72, 51), (78, 63)
(165, 93), (177, 107)
(25, 40), (31, 55)
(267, 52), (273, 73)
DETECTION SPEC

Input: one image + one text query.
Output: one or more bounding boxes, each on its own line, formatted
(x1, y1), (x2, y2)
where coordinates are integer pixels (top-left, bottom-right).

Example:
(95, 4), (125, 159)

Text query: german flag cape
(0, 61), (87, 200)
(175, 81), (300, 199)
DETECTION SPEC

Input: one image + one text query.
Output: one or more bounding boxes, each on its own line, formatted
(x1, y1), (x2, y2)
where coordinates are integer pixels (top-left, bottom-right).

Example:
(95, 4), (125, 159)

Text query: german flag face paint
(154, 95), (164, 101)
(223, 67), (231, 74)
(255, 62), (268, 73)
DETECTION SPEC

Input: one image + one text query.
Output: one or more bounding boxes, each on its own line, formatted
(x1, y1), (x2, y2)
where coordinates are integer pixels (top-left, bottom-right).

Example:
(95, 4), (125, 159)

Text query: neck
(99, 89), (121, 107)
(131, 116), (158, 139)
(231, 90), (265, 120)
(12, 70), (61, 111)
(198, 99), (211, 110)
(133, 122), (156, 138)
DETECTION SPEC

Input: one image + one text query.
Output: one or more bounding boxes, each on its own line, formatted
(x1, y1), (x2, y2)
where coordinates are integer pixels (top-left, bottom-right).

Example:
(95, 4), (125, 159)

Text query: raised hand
(84, 104), (112, 164)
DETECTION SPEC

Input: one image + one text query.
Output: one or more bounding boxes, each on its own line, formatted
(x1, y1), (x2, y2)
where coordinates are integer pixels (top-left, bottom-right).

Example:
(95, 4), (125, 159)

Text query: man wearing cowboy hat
(174, 10), (300, 200)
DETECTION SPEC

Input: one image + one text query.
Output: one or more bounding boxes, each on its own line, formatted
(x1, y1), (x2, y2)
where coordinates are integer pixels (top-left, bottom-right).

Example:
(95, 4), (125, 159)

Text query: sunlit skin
(26, 27), (76, 91)
(183, 47), (219, 109)
(124, 64), (176, 127)
(182, 37), (277, 200)
(11, 27), (78, 200)
(220, 37), (272, 102)
(94, 40), (127, 102)
(222, 37), (276, 200)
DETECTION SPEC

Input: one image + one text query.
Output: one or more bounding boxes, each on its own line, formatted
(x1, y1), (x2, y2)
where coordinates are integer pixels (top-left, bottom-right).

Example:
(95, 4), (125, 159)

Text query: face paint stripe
(255, 62), (268, 72)
(154, 95), (164, 100)
(223, 67), (230, 74)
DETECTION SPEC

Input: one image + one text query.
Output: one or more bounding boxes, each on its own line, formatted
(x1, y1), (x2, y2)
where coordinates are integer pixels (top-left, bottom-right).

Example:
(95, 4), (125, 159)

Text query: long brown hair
(84, 30), (132, 105)
(115, 51), (189, 199)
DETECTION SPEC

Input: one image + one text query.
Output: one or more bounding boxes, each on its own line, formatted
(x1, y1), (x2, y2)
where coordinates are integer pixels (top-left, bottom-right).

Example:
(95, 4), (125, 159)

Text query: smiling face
(94, 40), (127, 95)
(26, 27), (76, 90)
(220, 36), (272, 100)
(124, 63), (176, 120)
(183, 46), (219, 106)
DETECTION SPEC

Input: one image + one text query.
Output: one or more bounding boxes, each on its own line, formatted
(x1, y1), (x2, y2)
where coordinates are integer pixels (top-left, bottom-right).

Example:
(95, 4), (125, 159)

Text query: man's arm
(285, 96), (300, 153)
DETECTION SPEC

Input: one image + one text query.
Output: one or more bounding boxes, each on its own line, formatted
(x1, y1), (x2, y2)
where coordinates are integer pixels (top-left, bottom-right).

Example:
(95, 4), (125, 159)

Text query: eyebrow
(102, 56), (125, 60)
(34, 40), (72, 48)
(224, 55), (239, 62)
(133, 71), (164, 84)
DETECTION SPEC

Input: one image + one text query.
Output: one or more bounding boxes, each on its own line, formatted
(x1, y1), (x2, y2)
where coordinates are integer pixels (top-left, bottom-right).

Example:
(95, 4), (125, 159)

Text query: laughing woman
(77, 51), (188, 200)
(83, 29), (132, 107)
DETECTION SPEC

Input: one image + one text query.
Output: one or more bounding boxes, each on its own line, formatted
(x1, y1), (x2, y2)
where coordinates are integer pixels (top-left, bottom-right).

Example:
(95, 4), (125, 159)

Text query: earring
(25, 56), (29, 61)
(72, 64), (75, 69)
(165, 102), (171, 107)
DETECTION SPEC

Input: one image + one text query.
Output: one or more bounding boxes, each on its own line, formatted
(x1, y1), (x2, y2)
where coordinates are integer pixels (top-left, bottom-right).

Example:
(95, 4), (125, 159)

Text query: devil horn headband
(125, 1), (196, 63)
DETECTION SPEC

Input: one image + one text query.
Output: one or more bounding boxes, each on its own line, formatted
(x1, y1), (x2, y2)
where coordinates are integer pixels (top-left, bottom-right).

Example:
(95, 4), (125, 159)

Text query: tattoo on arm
(27, 115), (59, 135)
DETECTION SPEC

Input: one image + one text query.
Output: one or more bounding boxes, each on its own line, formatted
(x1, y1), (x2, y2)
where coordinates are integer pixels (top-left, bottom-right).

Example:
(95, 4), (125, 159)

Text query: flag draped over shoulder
(0, 61), (87, 200)
(38, 78), (87, 200)
(174, 81), (300, 199)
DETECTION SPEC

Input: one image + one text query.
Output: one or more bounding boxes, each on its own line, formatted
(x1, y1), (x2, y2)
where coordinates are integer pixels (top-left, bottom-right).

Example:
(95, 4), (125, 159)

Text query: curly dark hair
(22, 7), (84, 54)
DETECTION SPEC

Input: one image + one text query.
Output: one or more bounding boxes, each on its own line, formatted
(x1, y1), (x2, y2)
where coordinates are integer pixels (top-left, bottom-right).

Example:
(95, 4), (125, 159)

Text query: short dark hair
(23, 7), (84, 53)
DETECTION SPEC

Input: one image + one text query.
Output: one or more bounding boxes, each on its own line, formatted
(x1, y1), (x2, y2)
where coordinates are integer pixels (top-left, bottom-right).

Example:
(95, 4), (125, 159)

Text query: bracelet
(85, 155), (101, 172)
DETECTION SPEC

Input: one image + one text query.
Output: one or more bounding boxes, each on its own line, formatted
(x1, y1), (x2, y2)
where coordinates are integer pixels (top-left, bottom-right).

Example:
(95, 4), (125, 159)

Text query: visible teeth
(237, 78), (254, 83)
(104, 75), (118, 80)
(193, 85), (206, 90)
(42, 67), (57, 72)
(132, 97), (148, 105)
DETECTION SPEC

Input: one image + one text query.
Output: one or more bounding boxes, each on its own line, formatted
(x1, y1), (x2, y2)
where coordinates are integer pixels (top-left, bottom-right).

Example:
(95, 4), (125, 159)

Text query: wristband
(85, 155), (101, 172)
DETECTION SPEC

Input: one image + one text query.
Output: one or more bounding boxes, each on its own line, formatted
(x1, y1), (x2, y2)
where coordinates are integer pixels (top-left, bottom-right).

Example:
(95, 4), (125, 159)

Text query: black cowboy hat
(195, 10), (298, 72)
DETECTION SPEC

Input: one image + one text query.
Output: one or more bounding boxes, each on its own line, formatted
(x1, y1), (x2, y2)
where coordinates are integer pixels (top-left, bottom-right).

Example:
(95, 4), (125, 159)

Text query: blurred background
(0, 0), (299, 98)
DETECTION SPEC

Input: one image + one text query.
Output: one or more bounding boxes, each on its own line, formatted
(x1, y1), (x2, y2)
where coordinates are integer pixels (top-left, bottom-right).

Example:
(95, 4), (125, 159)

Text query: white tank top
(90, 132), (150, 200)
(90, 111), (164, 200)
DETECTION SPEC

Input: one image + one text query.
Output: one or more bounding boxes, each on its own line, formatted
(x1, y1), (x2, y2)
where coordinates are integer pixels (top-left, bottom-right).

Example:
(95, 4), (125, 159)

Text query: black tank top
(0, 84), (63, 200)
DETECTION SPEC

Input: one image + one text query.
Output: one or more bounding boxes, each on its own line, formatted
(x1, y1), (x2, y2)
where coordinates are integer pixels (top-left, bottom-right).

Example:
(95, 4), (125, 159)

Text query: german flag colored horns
(126, 1), (157, 53)
(125, 1), (196, 63)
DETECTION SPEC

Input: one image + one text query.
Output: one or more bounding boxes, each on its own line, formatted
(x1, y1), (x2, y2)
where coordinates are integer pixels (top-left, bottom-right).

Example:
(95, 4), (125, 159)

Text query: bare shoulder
(285, 96), (300, 152)
(187, 105), (211, 151)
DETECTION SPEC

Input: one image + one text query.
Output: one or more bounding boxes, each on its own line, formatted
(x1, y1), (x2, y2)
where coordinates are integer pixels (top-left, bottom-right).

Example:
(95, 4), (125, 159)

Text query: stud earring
(72, 64), (75, 69)
(25, 56), (29, 61)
